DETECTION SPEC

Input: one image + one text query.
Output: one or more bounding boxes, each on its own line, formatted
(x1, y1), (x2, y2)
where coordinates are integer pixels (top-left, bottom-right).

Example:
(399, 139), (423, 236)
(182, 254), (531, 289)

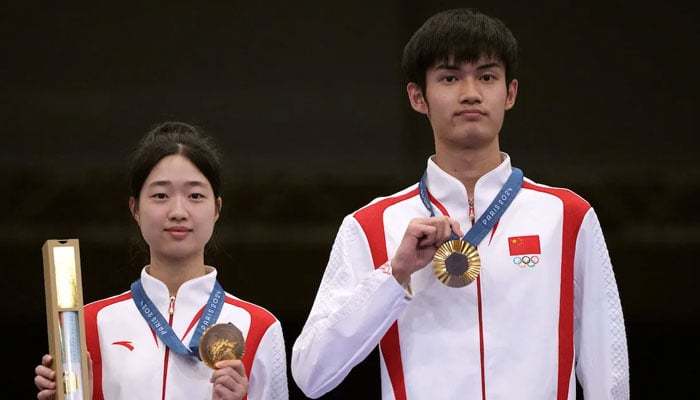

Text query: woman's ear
(215, 197), (222, 221)
(129, 197), (139, 224)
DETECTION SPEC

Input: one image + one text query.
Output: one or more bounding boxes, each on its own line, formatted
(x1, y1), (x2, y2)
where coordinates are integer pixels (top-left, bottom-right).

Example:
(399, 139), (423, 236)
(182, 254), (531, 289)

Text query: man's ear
(407, 82), (429, 115)
(505, 79), (518, 110)
(129, 197), (139, 224)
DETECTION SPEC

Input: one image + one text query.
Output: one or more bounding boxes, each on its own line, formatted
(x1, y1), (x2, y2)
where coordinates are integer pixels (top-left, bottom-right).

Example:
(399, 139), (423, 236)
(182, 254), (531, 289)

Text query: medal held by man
(433, 239), (481, 287)
(419, 168), (524, 288)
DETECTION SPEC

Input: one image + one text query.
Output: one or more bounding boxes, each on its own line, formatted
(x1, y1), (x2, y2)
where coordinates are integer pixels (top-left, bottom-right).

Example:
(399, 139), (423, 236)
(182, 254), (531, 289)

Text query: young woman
(35, 121), (288, 400)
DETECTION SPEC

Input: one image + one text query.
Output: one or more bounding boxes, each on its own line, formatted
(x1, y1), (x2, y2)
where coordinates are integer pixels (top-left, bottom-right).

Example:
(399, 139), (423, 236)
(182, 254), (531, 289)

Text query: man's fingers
(409, 216), (460, 247)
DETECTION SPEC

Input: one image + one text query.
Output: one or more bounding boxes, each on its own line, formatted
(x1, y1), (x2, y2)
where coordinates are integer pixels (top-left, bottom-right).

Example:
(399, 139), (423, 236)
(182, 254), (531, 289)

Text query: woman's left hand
(210, 359), (249, 400)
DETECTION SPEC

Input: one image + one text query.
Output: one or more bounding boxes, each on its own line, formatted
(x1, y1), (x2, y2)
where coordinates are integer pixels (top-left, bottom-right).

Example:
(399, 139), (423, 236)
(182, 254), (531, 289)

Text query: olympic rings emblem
(512, 255), (540, 268)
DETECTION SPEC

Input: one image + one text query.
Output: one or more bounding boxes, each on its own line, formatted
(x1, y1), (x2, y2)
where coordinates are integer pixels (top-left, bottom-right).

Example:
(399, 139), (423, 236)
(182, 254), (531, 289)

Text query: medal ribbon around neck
(131, 279), (225, 358)
(419, 167), (523, 287)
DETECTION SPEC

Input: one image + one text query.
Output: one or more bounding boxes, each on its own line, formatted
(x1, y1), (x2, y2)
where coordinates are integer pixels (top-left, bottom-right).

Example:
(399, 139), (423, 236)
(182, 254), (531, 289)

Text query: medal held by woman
(199, 322), (246, 369)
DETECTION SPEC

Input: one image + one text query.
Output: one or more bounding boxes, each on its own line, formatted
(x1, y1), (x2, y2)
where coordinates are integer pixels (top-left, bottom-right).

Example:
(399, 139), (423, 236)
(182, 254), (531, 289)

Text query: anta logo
(378, 262), (392, 275)
(112, 341), (135, 351)
(508, 235), (541, 268)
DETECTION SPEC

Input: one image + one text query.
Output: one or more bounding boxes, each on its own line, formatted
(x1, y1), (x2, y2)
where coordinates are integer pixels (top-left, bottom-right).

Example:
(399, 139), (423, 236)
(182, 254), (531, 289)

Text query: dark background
(4, 1), (697, 398)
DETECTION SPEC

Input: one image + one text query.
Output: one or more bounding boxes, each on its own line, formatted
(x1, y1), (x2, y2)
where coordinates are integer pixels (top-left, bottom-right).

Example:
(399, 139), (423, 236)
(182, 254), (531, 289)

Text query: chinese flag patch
(508, 235), (541, 255)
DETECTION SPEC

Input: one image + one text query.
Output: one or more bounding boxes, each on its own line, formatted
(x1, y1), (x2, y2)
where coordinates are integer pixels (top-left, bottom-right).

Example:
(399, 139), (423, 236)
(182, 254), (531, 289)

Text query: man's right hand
(391, 216), (463, 285)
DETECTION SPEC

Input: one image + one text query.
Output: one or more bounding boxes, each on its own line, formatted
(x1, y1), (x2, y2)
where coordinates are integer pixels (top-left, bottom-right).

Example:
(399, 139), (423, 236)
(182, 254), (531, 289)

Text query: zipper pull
(169, 296), (176, 315)
(468, 199), (475, 226)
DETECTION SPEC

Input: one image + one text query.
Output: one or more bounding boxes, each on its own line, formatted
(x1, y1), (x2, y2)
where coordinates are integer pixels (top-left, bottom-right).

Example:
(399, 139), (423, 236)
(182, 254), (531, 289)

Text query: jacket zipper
(468, 199), (475, 226)
(162, 296), (176, 400)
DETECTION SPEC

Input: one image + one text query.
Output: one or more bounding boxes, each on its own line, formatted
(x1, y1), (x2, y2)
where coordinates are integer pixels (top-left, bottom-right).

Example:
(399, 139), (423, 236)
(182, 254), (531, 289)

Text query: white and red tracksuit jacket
(84, 266), (288, 400)
(292, 154), (629, 399)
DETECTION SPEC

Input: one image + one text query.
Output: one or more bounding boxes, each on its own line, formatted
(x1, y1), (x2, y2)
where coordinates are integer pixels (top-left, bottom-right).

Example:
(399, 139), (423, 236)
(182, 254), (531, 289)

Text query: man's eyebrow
(434, 63), (460, 71)
(475, 62), (502, 70)
(434, 61), (503, 71)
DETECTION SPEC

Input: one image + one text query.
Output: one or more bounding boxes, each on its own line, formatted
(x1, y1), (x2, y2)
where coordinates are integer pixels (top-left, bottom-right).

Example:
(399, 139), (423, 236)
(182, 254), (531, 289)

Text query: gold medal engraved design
(433, 240), (481, 288)
(199, 322), (246, 369)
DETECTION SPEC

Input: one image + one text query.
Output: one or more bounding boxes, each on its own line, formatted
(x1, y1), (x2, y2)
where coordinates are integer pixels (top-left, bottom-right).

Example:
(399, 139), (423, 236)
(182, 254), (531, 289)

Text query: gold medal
(433, 240), (481, 287)
(199, 322), (246, 369)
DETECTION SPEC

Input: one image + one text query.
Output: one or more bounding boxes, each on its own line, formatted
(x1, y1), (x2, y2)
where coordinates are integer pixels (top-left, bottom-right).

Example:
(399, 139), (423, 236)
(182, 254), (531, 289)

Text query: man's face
(407, 57), (518, 152)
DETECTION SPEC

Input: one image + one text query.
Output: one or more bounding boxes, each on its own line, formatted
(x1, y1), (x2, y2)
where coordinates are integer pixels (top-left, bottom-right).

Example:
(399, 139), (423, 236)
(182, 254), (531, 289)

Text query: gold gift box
(42, 239), (91, 400)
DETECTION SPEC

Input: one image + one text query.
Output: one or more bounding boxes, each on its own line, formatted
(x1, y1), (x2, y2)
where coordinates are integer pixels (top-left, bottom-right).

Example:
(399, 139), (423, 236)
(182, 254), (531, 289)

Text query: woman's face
(130, 154), (220, 263)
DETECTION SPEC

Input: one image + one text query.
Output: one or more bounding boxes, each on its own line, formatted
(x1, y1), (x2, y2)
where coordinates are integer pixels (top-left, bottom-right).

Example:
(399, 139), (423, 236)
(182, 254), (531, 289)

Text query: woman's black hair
(129, 121), (222, 201)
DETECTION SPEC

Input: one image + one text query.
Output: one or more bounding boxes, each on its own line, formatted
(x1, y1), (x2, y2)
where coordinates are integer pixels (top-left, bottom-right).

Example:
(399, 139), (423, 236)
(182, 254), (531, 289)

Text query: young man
(292, 8), (628, 400)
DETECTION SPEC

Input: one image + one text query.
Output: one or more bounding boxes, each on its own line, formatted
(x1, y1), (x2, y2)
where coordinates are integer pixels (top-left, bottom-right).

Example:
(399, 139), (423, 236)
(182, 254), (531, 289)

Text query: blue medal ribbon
(419, 167), (524, 246)
(131, 278), (225, 358)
